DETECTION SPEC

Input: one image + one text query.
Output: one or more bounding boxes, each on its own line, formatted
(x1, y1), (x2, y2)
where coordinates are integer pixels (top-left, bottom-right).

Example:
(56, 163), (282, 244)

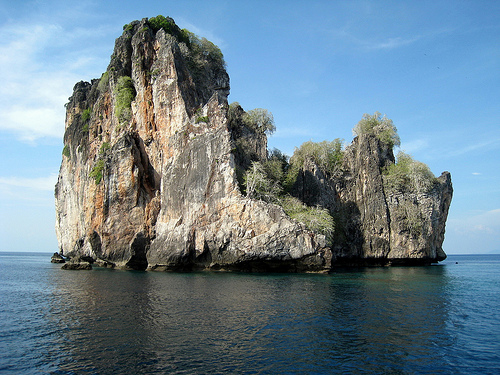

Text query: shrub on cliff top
(290, 139), (343, 175)
(148, 15), (225, 68)
(284, 139), (343, 191)
(147, 15), (226, 78)
(353, 112), (400, 148)
(149, 15), (189, 44)
(242, 108), (276, 135)
(383, 151), (436, 194)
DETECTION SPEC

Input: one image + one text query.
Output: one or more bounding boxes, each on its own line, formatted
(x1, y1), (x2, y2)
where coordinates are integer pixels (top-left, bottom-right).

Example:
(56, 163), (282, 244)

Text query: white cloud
(0, 23), (71, 140)
(449, 208), (500, 235)
(366, 36), (421, 50)
(399, 138), (429, 154)
(445, 208), (500, 254)
(0, 174), (58, 192)
(0, 20), (109, 142)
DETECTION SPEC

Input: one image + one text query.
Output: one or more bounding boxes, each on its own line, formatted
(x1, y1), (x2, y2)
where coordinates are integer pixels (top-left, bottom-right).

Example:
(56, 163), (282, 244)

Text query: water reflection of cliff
(46, 266), (454, 373)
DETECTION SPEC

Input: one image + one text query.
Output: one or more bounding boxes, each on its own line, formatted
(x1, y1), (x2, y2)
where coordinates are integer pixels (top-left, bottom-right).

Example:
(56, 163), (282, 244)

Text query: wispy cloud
(0, 19), (111, 142)
(444, 136), (500, 158)
(366, 36), (421, 50)
(328, 27), (422, 52)
(399, 138), (429, 154)
(0, 174), (58, 192)
(449, 208), (500, 235)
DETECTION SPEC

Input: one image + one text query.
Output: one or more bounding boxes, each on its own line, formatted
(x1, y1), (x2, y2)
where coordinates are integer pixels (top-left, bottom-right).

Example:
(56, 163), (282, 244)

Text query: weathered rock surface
(50, 252), (66, 263)
(292, 134), (452, 265)
(55, 17), (452, 271)
(61, 257), (93, 270)
(55, 18), (330, 272)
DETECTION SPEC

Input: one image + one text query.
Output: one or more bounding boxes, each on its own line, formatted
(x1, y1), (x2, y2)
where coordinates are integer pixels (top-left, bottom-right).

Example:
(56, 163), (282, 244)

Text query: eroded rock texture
(55, 18), (330, 271)
(55, 17), (451, 271)
(292, 134), (452, 266)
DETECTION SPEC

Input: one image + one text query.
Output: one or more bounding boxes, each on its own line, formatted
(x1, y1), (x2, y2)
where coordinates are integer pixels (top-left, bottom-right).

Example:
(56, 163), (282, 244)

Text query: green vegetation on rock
(123, 23), (134, 32)
(149, 15), (189, 43)
(392, 199), (425, 237)
(242, 108), (276, 135)
(99, 142), (111, 154)
(195, 116), (209, 124)
(98, 71), (109, 92)
(90, 159), (105, 185)
(183, 29), (225, 69)
(281, 196), (335, 243)
(80, 107), (92, 133)
(81, 108), (91, 123)
(244, 161), (282, 203)
(147, 15), (225, 69)
(285, 139), (343, 190)
(62, 145), (71, 159)
(383, 151), (437, 194)
(353, 112), (400, 148)
(114, 76), (136, 125)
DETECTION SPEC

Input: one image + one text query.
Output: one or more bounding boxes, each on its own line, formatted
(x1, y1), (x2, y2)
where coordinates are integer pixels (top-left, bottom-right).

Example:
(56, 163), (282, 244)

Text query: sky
(0, 0), (499, 254)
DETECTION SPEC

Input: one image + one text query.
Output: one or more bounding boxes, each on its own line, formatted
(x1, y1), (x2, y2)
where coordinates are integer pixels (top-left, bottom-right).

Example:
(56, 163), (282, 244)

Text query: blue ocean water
(0, 252), (499, 374)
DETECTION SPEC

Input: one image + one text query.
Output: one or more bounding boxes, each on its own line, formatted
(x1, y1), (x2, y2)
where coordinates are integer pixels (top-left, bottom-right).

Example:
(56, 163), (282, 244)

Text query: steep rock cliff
(55, 17), (452, 271)
(55, 18), (331, 271)
(291, 134), (452, 265)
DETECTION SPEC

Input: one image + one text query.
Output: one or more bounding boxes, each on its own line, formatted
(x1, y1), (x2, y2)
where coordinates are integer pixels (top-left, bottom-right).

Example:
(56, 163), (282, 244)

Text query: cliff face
(292, 134), (452, 265)
(55, 18), (330, 272)
(55, 17), (452, 271)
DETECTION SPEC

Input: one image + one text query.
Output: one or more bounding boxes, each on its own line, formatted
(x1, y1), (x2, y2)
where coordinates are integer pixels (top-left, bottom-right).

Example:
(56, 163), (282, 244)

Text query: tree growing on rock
(242, 108), (276, 135)
(353, 112), (400, 148)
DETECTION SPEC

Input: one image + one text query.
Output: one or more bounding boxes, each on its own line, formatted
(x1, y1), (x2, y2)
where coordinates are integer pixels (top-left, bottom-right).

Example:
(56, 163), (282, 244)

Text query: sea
(0, 252), (499, 374)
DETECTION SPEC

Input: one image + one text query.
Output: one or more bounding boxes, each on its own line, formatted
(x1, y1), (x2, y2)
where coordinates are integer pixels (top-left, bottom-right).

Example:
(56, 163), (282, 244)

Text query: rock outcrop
(55, 18), (330, 272)
(61, 258), (93, 270)
(292, 134), (452, 265)
(55, 17), (452, 271)
(50, 252), (66, 263)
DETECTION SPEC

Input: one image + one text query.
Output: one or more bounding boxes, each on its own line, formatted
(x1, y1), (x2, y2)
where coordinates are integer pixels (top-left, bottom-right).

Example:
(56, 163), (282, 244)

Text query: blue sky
(0, 0), (499, 254)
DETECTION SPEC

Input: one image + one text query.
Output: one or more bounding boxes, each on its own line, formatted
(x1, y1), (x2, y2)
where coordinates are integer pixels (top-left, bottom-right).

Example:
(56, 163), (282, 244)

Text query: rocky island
(55, 16), (452, 272)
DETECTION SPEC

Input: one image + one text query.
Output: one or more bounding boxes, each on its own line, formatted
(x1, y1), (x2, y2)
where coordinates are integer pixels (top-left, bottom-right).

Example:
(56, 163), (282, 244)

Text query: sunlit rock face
(55, 17), (451, 271)
(55, 18), (331, 272)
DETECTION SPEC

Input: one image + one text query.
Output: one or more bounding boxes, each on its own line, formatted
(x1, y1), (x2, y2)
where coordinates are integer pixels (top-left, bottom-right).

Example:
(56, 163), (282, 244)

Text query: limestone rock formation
(293, 134), (452, 265)
(55, 17), (452, 271)
(55, 17), (330, 272)
(61, 258), (93, 270)
(50, 252), (66, 263)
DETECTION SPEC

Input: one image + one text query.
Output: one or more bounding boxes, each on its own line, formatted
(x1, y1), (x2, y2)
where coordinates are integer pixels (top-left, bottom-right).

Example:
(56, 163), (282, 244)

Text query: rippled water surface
(1, 252), (499, 374)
